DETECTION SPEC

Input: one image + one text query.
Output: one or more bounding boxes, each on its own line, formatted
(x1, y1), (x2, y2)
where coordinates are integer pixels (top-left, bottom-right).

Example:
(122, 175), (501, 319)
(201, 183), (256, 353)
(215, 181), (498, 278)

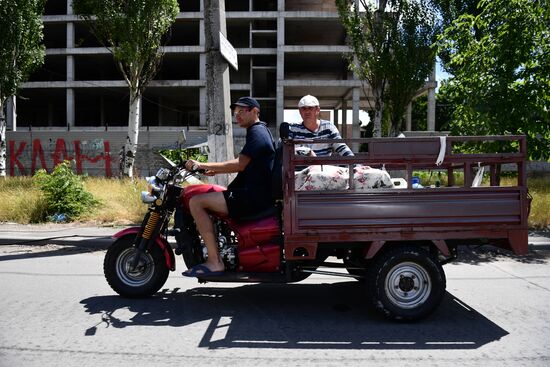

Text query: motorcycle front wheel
(104, 234), (169, 298)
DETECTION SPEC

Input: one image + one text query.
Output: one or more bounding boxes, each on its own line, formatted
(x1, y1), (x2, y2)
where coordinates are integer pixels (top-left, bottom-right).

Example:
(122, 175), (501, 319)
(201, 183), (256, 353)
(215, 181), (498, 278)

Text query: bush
(157, 147), (208, 165)
(32, 161), (99, 222)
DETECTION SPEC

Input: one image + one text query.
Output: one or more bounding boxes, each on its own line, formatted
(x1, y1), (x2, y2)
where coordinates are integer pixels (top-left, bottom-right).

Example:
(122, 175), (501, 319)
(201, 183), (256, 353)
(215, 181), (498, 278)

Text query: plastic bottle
(412, 176), (423, 189)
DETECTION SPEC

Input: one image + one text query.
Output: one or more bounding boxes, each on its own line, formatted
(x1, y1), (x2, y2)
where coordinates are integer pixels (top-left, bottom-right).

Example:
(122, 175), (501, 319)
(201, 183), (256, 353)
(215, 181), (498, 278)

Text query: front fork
(129, 210), (164, 271)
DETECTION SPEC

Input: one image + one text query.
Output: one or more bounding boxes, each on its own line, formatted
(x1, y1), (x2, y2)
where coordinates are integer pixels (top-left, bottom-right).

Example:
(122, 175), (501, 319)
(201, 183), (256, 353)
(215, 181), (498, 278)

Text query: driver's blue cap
(230, 96), (260, 110)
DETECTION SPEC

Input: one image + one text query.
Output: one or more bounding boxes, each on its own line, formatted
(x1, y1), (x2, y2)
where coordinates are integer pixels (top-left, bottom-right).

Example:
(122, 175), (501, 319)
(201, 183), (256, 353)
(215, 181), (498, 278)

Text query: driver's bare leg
(188, 192), (228, 272)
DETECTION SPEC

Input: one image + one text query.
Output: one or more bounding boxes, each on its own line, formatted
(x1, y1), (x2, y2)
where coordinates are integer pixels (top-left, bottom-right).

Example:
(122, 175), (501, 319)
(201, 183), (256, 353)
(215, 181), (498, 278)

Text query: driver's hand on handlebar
(185, 159), (215, 176)
(184, 159), (197, 171)
(185, 159), (202, 172)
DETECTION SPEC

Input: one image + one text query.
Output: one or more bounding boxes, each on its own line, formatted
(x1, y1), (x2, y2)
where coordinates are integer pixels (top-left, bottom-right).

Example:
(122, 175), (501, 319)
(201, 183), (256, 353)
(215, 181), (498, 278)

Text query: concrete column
(406, 102), (412, 131)
(204, 0), (235, 186)
(352, 87), (360, 152)
(427, 67), (436, 131)
(199, 85), (206, 127)
(249, 48), (253, 96)
(66, 89), (74, 129)
(199, 1), (206, 127)
(7, 97), (16, 131)
(66, 59), (75, 127)
(66, 1), (75, 128)
(341, 99), (348, 138)
(276, 0), (285, 130)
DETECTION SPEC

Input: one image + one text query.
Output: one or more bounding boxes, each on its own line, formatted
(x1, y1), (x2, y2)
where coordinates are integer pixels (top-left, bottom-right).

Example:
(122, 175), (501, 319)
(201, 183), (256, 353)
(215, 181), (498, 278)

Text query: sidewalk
(0, 222), (549, 250)
(0, 222), (125, 248)
(528, 230), (550, 249)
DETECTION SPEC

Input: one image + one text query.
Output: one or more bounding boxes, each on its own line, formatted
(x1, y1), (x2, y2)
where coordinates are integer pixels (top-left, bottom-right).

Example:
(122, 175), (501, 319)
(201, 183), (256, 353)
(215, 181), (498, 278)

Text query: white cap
(298, 95), (319, 108)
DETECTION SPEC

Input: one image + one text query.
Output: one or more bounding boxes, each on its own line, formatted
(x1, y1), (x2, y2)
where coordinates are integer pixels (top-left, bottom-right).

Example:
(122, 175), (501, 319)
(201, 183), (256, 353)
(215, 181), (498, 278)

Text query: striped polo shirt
(289, 120), (354, 157)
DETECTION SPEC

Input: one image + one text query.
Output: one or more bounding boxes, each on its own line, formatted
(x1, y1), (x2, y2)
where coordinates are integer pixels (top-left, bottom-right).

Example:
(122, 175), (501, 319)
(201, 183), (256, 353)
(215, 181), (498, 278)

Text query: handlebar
(182, 160), (206, 174)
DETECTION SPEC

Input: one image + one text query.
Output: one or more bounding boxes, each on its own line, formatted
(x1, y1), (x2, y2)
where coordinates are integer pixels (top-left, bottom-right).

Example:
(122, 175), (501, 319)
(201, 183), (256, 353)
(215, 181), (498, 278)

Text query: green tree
(337, 0), (391, 137)
(0, 0), (45, 177)
(72, 0), (179, 177)
(337, 0), (439, 137)
(429, 0), (482, 74)
(385, 0), (439, 135)
(437, 0), (550, 160)
(412, 92), (454, 131)
(431, 0), (480, 69)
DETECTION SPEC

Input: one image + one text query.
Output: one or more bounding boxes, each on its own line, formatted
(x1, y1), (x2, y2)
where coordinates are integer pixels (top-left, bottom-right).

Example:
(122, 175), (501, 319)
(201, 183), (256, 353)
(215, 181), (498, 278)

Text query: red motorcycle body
(175, 184), (283, 273)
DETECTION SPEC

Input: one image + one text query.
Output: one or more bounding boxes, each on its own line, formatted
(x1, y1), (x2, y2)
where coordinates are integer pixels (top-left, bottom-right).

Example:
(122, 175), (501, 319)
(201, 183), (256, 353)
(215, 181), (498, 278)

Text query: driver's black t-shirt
(224, 122), (275, 217)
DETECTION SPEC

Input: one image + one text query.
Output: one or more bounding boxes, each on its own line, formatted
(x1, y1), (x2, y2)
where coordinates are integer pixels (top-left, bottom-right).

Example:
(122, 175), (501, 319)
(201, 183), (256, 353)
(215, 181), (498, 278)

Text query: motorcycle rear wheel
(104, 234), (169, 298)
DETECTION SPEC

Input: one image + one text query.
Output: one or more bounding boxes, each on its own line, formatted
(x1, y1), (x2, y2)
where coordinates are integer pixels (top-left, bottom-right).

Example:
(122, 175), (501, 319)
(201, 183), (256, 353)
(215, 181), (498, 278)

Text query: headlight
(142, 175), (165, 204)
(155, 168), (171, 181)
(141, 191), (156, 203)
(145, 176), (164, 193)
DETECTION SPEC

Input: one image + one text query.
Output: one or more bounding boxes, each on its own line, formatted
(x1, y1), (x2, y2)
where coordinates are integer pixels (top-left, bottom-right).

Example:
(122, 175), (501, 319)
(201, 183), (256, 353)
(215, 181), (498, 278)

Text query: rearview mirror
(279, 122), (290, 140)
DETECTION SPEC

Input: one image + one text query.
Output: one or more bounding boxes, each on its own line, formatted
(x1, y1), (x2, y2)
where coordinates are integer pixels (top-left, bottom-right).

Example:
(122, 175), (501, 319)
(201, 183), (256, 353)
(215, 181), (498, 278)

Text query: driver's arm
(187, 154), (251, 175)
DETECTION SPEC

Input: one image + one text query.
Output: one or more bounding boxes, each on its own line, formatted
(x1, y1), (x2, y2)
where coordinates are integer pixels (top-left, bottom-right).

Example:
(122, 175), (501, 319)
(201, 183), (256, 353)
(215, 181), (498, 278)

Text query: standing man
(290, 95), (354, 157)
(183, 97), (275, 277)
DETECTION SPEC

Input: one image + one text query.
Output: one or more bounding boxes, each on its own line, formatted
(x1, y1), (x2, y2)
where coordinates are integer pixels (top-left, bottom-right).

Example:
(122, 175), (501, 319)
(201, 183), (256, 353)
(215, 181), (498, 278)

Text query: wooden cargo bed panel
(293, 189), (522, 230)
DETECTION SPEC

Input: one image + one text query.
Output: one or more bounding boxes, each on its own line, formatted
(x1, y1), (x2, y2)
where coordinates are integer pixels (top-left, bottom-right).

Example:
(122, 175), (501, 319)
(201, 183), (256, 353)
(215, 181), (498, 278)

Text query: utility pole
(204, 0), (234, 186)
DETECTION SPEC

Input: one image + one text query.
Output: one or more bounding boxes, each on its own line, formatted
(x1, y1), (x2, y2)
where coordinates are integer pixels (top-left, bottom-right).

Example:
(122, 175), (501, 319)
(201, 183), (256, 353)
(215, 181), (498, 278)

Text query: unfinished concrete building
(7, 0), (436, 132)
(4, 0), (437, 176)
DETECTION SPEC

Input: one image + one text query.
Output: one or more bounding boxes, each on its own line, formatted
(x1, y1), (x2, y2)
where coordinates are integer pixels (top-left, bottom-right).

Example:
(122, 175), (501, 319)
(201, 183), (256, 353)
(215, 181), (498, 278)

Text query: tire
(104, 234), (169, 298)
(366, 245), (446, 321)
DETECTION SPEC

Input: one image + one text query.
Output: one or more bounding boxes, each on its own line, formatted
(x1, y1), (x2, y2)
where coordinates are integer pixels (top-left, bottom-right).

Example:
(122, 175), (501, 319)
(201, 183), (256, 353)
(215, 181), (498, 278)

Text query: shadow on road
(81, 282), (507, 350)
(454, 245), (550, 265)
(0, 238), (111, 261)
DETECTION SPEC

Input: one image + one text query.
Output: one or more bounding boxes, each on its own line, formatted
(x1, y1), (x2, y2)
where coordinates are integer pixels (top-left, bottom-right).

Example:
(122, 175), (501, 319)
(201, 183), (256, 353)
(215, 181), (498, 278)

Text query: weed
(32, 161), (99, 222)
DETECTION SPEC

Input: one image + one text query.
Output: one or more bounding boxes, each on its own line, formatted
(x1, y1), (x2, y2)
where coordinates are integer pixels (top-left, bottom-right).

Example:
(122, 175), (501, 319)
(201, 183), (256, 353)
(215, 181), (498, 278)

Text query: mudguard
(113, 227), (175, 271)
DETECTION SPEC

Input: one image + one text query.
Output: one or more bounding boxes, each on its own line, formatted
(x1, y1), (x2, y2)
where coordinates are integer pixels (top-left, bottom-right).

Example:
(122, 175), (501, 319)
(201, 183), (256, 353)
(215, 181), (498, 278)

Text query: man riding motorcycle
(182, 96), (275, 278)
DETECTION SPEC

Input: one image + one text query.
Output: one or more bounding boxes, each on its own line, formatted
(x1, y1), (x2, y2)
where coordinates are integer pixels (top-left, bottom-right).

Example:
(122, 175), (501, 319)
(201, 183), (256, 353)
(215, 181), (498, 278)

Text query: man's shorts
(223, 188), (270, 218)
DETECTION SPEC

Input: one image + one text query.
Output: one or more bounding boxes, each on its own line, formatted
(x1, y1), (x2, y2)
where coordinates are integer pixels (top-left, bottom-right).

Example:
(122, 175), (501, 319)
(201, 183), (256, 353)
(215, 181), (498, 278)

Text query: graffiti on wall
(9, 138), (113, 176)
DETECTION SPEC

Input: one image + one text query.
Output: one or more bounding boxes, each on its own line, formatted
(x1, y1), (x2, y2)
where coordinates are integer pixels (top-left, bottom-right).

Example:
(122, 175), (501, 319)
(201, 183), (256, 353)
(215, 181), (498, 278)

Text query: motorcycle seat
(233, 205), (278, 222)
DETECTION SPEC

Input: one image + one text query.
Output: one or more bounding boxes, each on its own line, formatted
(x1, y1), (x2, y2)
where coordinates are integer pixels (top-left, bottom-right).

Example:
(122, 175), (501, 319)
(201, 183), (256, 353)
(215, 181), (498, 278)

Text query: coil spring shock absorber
(142, 212), (160, 240)
(129, 211), (162, 271)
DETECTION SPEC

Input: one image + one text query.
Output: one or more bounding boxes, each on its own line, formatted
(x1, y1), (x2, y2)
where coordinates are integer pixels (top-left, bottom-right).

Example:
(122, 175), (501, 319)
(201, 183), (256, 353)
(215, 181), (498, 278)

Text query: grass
(0, 177), (47, 223)
(0, 176), (148, 225)
(78, 177), (149, 225)
(0, 176), (548, 229)
(526, 177), (550, 230)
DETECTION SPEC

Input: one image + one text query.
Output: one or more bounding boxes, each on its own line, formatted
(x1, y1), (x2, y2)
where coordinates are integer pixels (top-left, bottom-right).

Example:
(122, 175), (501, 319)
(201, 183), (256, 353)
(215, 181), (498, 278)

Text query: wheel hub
(398, 275), (415, 292)
(116, 248), (155, 286)
(385, 262), (431, 309)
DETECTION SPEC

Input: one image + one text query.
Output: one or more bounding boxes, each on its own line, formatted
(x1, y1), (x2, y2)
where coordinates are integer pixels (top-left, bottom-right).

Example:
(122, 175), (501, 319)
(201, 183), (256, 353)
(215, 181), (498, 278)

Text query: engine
(215, 221), (239, 270)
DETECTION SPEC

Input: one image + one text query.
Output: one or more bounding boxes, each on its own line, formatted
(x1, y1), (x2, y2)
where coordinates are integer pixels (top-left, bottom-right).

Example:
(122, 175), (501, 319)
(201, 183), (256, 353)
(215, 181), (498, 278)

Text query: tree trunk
(122, 91), (141, 178)
(372, 87), (384, 138)
(372, 0), (387, 138)
(0, 98), (6, 177)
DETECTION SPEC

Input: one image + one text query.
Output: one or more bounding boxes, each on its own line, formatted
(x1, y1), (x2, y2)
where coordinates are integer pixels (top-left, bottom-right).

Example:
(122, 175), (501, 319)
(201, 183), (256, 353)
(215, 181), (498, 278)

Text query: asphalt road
(0, 236), (549, 367)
